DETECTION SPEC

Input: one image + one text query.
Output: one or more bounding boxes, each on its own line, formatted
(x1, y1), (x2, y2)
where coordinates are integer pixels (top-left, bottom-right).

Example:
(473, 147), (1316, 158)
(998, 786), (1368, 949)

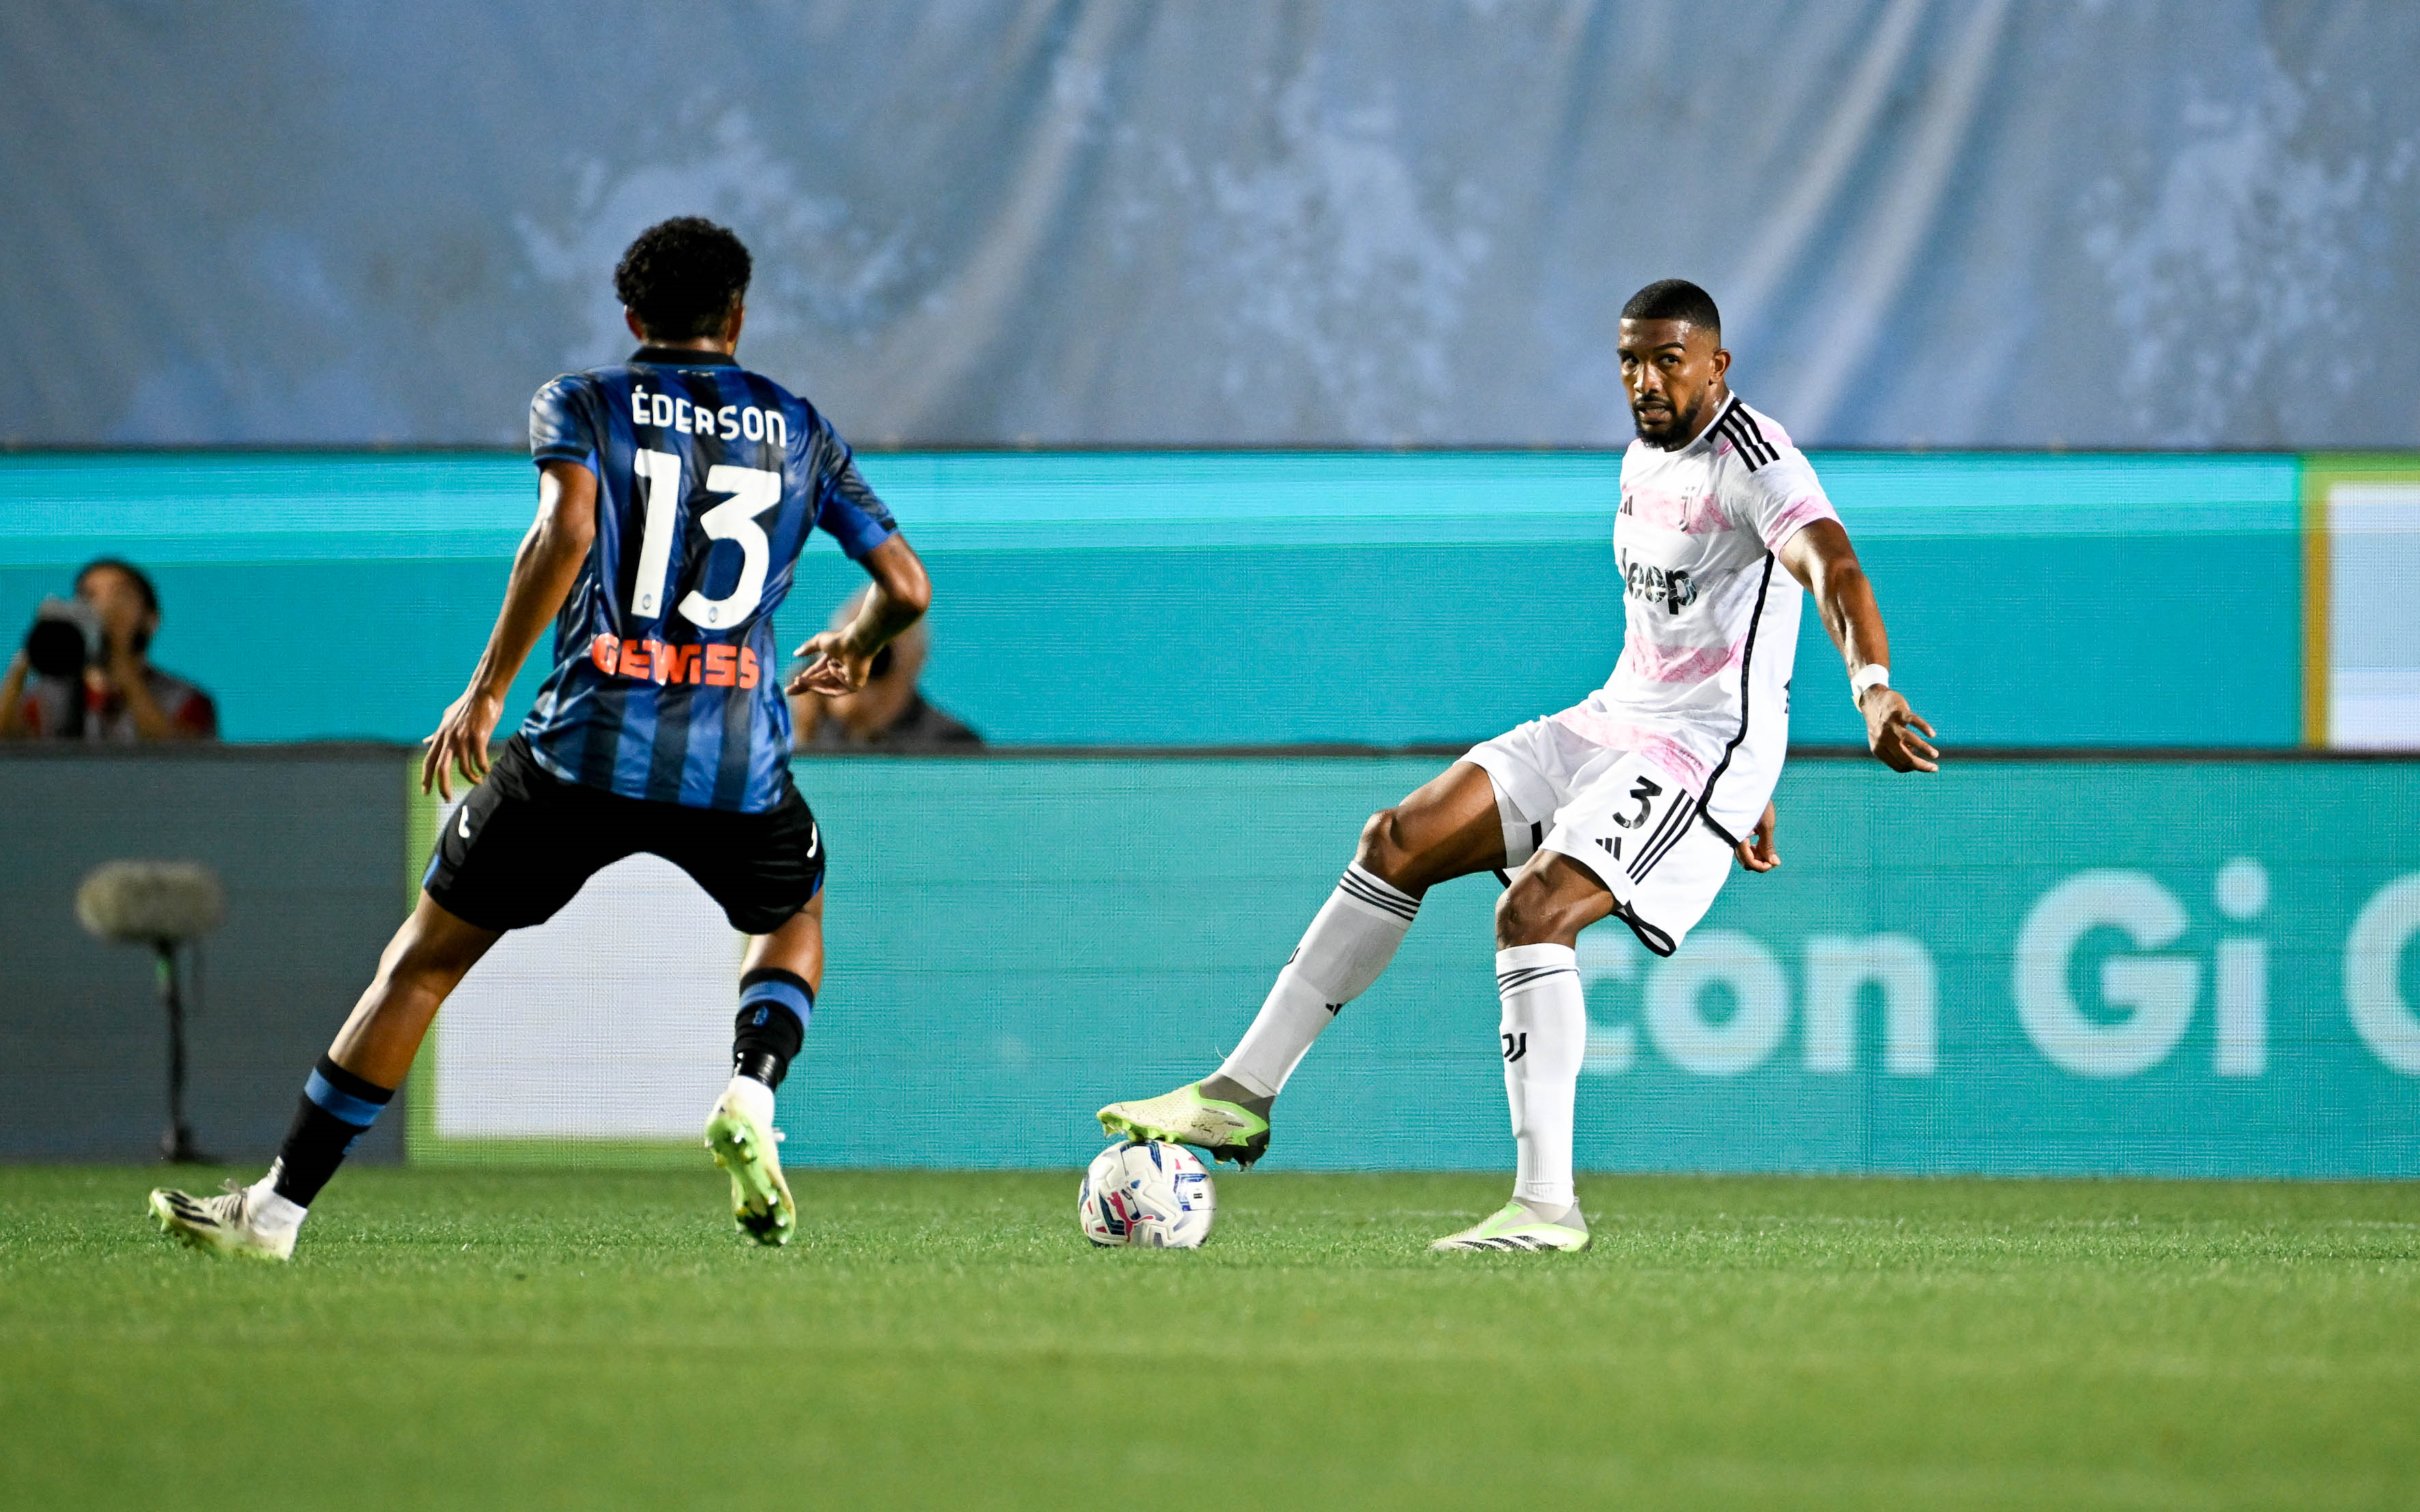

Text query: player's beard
(1632, 391), (1703, 449)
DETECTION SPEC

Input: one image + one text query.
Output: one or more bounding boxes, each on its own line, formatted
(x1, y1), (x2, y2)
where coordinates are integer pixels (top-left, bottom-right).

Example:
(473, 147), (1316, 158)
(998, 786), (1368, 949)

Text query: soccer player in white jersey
(1100, 279), (1939, 1251)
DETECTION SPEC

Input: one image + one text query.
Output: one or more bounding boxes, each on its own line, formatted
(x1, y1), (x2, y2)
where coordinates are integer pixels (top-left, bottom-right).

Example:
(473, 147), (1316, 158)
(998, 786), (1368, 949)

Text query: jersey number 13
(628, 451), (781, 630)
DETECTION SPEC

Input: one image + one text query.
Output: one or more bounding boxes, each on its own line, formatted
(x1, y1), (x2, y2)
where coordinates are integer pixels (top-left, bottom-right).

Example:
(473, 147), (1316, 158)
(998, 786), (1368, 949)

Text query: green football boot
(1096, 1081), (1272, 1168)
(148, 1182), (297, 1262)
(1429, 1199), (1591, 1252)
(704, 1084), (796, 1246)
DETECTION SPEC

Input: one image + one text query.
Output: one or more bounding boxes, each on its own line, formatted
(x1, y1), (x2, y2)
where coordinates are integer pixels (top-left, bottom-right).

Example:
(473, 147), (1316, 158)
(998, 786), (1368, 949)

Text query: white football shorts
(1464, 717), (1736, 957)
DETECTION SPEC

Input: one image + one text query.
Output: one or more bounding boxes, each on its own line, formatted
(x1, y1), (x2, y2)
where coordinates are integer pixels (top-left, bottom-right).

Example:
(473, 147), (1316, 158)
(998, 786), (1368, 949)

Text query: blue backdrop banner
(3, 2), (2415, 449)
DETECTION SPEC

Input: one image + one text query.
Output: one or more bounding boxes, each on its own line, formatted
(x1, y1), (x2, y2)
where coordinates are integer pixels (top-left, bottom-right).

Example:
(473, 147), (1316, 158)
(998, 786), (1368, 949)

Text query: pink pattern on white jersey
(1762, 495), (1840, 552)
(1619, 637), (1743, 684)
(1547, 707), (1710, 789)
(1626, 488), (1732, 535)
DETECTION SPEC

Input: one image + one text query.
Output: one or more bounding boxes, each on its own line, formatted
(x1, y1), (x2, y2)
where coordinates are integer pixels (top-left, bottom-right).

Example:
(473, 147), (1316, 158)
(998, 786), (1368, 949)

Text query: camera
(24, 596), (105, 680)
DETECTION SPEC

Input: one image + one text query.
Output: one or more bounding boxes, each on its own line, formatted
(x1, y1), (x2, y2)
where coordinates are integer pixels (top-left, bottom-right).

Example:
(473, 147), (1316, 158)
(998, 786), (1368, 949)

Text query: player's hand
(421, 687), (503, 800)
(787, 630), (872, 697)
(1736, 801), (1780, 871)
(1862, 688), (1940, 773)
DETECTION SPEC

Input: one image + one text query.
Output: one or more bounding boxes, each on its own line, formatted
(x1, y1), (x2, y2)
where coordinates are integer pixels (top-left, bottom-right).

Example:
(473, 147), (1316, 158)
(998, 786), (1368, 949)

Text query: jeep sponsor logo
(1617, 547), (1697, 614)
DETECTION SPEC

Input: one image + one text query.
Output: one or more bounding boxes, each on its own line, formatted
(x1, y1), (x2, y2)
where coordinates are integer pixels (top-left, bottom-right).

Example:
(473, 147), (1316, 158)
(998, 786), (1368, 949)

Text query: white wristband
(1850, 664), (1891, 708)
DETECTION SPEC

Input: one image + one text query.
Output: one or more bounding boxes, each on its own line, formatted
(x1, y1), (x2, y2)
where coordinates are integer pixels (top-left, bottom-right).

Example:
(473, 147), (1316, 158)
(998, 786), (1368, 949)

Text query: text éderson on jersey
(630, 385), (790, 445)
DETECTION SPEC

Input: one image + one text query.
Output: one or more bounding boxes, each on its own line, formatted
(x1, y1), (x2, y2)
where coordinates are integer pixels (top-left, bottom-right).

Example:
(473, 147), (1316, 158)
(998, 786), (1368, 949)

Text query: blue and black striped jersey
(519, 346), (898, 812)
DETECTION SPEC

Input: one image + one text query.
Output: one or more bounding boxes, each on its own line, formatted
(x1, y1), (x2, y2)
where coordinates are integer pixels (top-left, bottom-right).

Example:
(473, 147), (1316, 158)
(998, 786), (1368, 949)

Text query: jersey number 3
(629, 450), (781, 630)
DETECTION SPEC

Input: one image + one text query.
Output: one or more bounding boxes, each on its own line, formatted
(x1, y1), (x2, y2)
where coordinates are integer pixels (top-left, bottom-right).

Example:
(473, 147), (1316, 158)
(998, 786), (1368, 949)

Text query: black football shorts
(423, 736), (825, 936)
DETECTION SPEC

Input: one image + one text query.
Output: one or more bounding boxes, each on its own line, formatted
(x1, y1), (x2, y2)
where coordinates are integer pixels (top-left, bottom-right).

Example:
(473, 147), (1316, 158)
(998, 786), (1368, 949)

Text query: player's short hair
(614, 218), (753, 341)
(1621, 279), (1722, 337)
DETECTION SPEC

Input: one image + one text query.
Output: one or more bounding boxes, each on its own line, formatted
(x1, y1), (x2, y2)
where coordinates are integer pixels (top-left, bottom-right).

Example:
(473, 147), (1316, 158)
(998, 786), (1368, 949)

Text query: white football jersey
(1548, 394), (1839, 841)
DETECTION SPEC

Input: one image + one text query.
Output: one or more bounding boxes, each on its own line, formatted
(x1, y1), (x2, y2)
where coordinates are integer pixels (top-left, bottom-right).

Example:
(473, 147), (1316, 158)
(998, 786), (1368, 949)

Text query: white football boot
(1429, 1199), (1591, 1252)
(704, 1080), (796, 1246)
(1096, 1082), (1271, 1168)
(148, 1181), (298, 1262)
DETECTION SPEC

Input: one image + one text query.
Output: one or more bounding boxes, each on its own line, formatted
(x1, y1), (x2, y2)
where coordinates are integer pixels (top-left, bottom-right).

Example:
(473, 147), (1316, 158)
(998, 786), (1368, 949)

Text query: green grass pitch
(4, 1166), (2417, 1510)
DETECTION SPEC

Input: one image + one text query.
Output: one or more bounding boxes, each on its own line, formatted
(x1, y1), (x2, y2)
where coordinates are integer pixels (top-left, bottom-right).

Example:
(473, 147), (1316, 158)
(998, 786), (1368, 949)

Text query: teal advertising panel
(758, 754), (2420, 1179)
(1, 450), (2307, 748)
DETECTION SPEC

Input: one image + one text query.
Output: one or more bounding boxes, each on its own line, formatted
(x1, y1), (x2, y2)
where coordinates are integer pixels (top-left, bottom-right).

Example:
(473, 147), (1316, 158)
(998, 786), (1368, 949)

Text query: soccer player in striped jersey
(1100, 279), (1940, 1251)
(150, 218), (930, 1258)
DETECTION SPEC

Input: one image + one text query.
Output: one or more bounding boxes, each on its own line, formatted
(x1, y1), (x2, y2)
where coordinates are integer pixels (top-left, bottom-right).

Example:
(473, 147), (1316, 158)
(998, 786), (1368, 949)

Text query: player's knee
(1354, 807), (1433, 893)
(1495, 871), (1580, 949)
(1492, 880), (1538, 947)
(1355, 807), (1407, 871)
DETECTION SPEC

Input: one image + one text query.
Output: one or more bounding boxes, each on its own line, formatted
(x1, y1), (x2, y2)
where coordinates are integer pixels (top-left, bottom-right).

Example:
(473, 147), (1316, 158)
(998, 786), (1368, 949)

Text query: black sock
(733, 968), (812, 1089)
(268, 1056), (395, 1208)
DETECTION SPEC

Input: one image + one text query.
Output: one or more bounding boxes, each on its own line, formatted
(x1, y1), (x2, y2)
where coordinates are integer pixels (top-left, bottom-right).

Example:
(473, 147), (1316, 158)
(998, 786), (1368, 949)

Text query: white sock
(1217, 864), (1420, 1097)
(723, 1074), (777, 1128)
(1496, 944), (1585, 1210)
(246, 1174), (307, 1233)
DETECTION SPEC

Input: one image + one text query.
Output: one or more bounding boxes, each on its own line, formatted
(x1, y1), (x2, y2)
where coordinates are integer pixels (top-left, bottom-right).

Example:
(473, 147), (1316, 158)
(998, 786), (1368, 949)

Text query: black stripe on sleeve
(1725, 405), (1778, 468)
(1714, 408), (1776, 471)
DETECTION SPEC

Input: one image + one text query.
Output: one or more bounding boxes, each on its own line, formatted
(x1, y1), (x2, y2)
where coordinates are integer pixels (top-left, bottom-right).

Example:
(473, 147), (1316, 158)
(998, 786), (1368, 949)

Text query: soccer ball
(1079, 1139), (1216, 1249)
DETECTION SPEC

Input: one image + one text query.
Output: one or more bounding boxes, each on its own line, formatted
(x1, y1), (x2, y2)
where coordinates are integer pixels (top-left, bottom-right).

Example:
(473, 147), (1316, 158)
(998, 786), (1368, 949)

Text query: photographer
(1, 559), (217, 741)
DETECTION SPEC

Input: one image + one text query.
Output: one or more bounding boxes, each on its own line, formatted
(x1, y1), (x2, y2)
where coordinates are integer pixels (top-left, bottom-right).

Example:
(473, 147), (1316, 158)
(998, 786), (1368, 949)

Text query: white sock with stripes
(1497, 943), (1585, 1210)
(1217, 864), (1421, 1097)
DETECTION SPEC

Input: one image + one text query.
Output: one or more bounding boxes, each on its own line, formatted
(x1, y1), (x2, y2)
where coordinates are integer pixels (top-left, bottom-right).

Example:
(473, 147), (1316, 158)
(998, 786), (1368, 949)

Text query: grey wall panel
(0, 748), (407, 1163)
(1, 1), (2415, 450)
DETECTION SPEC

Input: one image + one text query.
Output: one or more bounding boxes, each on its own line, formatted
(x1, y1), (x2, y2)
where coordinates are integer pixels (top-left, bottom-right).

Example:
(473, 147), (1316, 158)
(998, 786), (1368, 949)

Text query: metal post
(155, 942), (204, 1163)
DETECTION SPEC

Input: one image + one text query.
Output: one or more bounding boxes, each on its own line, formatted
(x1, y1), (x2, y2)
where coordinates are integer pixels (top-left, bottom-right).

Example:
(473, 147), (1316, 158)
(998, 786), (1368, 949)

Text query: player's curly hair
(614, 218), (753, 341)
(1622, 279), (1721, 337)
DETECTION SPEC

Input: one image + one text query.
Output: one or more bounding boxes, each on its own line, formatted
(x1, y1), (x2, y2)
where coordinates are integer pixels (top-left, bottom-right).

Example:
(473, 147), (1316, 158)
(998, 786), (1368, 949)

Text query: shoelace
(212, 1179), (253, 1224)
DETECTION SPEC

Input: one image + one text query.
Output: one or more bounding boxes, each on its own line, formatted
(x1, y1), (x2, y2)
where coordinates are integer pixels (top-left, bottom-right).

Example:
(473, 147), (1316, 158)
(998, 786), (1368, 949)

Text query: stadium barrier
(6, 743), (2415, 1175)
(9, 449), (2417, 748)
(411, 750), (2420, 1179)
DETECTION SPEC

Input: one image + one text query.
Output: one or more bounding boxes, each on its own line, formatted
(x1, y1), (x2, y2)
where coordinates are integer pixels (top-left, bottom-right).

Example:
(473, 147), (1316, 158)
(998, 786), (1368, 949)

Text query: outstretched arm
(788, 534), (932, 696)
(422, 460), (598, 798)
(1778, 519), (1938, 774)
